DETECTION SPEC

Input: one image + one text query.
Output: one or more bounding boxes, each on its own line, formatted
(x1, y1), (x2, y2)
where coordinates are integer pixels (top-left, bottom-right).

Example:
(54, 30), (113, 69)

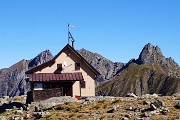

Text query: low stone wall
(33, 88), (63, 102)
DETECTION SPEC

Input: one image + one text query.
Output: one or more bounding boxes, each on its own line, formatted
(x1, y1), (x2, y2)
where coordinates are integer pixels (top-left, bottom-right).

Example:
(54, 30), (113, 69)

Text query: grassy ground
(41, 96), (180, 120)
(0, 96), (180, 120)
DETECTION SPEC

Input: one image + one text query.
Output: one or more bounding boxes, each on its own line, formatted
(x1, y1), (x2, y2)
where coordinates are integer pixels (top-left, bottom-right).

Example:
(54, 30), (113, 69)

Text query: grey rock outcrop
(137, 43), (180, 77)
(0, 50), (53, 98)
(78, 48), (124, 85)
(28, 49), (53, 69)
(137, 43), (165, 64)
(0, 60), (28, 97)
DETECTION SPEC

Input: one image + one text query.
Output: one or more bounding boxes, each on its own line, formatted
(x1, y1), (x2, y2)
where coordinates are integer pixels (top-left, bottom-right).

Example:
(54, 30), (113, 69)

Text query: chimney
(72, 40), (74, 48)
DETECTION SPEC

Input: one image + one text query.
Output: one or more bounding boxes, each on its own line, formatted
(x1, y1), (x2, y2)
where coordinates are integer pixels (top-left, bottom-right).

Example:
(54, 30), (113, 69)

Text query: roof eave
(66, 44), (100, 75)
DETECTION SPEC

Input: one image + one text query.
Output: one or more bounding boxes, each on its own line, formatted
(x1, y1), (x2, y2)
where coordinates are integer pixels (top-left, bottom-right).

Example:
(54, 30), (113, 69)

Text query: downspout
(31, 82), (34, 102)
(79, 81), (81, 97)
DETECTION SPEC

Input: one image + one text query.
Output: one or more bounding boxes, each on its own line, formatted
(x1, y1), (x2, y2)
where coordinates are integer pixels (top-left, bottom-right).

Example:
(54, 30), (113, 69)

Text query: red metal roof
(27, 72), (84, 82)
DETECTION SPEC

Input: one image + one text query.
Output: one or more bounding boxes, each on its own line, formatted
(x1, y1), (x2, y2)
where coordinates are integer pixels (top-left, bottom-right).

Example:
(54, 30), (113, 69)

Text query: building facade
(26, 44), (99, 102)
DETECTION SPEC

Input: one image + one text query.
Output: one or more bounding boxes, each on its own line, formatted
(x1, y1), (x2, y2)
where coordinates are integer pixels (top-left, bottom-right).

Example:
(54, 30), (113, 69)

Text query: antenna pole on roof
(67, 23), (75, 48)
(68, 23), (70, 44)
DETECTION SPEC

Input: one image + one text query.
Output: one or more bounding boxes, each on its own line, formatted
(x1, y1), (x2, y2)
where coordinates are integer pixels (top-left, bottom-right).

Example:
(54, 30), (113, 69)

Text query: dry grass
(12, 96), (26, 103)
(50, 97), (180, 120)
(0, 96), (180, 119)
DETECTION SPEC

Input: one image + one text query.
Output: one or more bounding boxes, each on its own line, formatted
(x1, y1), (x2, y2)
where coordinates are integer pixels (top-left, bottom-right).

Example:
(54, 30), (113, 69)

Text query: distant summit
(137, 43), (164, 64)
(136, 43), (180, 77)
(0, 50), (53, 97)
(28, 49), (53, 69)
(96, 43), (180, 96)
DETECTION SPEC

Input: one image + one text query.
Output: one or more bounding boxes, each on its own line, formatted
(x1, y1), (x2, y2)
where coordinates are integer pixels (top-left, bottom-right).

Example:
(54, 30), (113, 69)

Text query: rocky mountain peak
(28, 49), (53, 69)
(137, 43), (165, 64)
(0, 50), (54, 98)
(135, 43), (180, 77)
(96, 43), (180, 97)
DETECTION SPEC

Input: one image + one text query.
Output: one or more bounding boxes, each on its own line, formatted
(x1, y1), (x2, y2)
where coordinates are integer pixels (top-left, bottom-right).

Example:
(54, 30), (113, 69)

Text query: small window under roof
(75, 63), (80, 71)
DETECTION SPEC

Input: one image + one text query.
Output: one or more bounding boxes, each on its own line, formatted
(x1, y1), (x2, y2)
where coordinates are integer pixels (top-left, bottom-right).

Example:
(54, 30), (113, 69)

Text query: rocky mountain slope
(0, 60), (28, 97)
(78, 49), (124, 85)
(96, 43), (180, 96)
(0, 50), (53, 98)
(28, 50), (53, 69)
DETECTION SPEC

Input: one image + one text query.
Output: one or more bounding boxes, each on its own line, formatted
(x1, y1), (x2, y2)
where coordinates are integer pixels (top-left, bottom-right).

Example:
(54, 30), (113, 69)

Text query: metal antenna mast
(68, 23), (75, 46)
(68, 23), (70, 44)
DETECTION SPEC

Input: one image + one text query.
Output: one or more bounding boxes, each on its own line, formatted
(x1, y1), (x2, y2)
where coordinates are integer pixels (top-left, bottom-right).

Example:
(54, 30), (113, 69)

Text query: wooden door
(63, 82), (73, 97)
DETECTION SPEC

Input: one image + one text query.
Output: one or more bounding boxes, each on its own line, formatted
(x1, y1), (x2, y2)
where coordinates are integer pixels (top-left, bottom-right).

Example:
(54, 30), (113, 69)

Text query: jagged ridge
(0, 50), (53, 98)
(96, 43), (180, 96)
(28, 49), (53, 69)
(78, 48), (124, 85)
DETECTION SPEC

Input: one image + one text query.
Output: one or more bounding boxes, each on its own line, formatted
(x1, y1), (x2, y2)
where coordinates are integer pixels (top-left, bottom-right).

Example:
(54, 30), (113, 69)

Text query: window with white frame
(34, 83), (43, 90)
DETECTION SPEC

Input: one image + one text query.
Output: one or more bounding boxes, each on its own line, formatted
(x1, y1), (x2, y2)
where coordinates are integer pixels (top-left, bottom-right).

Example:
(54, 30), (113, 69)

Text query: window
(75, 63), (80, 71)
(34, 83), (43, 90)
(43, 83), (52, 89)
(81, 81), (86, 88)
(57, 64), (62, 71)
(54, 64), (62, 74)
(43, 83), (60, 89)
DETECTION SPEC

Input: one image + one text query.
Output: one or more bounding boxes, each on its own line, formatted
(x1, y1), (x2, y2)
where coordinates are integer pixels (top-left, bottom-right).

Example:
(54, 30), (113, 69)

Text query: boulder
(134, 117), (144, 120)
(0, 96), (10, 106)
(34, 97), (78, 110)
(112, 104), (119, 111)
(25, 114), (31, 119)
(33, 112), (51, 119)
(128, 106), (133, 111)
(142, 94), (151, 98)
(150, 104), (157, 110)
(150, 99), (165, 109)
(34, 106), (40, 112)
(151, 94), (159, 98)
(175, 101), (180, 109)
(14, 110), (23, 115)
(173, 93), (180, 97)
(107, 108), (115, 113)
(144, 112), (151, 117)
(10, 115), (23, 120)
(121, 117), (129, 120)
(161, 107), (169, 115)
(150, 110), (160, 115)
(126, 93), (137, 98)
(0, 116), (6, 120)
(143, 100), (151, 105)
(125, 114), (131, 119)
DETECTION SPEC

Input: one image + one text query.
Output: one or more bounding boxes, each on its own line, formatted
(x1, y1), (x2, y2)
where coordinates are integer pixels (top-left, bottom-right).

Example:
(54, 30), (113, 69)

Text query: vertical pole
(68, 23), (70, 44)
(72, 40), (74, 48)
(31, 82), (34, 102)
(79, 81), (81, 97)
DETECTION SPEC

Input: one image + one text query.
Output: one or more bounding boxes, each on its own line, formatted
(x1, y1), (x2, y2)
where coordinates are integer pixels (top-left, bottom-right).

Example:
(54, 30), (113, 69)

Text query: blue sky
(0, 0), (180, 69)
